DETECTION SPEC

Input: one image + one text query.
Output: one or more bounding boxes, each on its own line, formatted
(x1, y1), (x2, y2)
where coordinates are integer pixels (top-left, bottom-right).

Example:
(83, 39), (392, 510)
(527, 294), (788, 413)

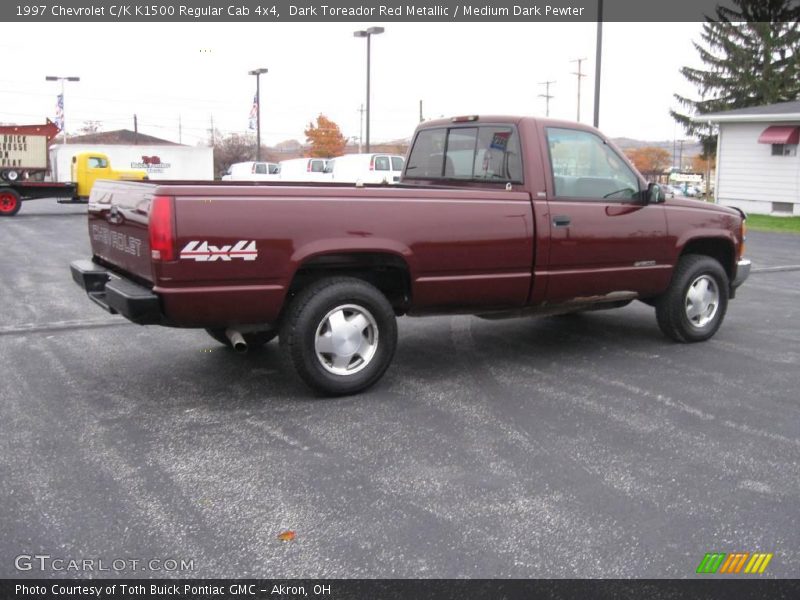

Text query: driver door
(543, 126), (671, 303)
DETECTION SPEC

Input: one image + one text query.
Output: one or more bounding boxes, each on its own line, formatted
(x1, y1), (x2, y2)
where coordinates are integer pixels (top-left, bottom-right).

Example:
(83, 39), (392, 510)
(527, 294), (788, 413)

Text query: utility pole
(133, 114), (138, 145)
(210, 114), (215, 146)
(419, 99), (424, 123)
(357, 104), (365, 153)
(593, 0), (604, 128)
(538, 80), (555, 117)
(570, 58), (587, 122)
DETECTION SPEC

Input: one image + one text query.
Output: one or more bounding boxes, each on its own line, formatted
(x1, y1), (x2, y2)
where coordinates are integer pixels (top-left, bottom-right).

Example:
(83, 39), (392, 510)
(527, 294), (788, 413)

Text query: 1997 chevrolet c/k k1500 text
(71, 115), (750, 395)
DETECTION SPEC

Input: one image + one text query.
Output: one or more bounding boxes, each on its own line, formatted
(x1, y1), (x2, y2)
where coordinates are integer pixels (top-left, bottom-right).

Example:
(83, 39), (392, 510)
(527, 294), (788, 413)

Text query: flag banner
(248, 94), (257, 131)
(54, 94), (64, 130)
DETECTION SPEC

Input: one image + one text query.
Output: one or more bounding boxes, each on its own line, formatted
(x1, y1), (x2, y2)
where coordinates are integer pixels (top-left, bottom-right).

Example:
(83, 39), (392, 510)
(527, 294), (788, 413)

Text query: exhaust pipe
(225, 328), (248, 354)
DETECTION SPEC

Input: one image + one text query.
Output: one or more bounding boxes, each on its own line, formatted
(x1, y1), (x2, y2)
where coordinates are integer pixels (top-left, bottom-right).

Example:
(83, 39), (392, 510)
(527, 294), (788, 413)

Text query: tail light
(149, 195), (175, 261)
(307, 161), (312, 172)
(369, 156), (375, 171)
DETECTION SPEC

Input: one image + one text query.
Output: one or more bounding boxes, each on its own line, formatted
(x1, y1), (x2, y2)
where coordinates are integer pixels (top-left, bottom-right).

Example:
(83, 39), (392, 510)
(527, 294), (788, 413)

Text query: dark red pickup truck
(71, 116), (750, 395)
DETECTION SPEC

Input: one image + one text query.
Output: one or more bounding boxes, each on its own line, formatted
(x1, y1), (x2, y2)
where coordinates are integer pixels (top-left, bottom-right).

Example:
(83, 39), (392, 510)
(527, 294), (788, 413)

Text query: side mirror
(646, 182), (664, 204)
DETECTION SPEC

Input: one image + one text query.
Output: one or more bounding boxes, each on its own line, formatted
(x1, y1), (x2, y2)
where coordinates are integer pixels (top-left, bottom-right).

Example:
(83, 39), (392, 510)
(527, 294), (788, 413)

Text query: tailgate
(87, 179), (159, 284)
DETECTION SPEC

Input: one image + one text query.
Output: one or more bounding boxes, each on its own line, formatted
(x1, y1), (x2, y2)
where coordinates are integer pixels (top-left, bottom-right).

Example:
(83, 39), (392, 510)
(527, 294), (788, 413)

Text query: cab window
(405, 125), (522, 182)
(546, 127), (639, 200)
(254, 163), (267, 174)
(87, 156), (108, 169)
(391, 156), (404, 171)
(374, 156), (390, 171)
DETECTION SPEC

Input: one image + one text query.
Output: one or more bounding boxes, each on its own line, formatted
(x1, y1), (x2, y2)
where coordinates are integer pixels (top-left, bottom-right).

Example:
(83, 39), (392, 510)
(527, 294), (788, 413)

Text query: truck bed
(86, 178), (537, 327)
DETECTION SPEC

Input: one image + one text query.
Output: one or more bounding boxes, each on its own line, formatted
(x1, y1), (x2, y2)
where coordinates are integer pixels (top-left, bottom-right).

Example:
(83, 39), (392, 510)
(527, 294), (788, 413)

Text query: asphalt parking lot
(1, 198), (798, 578)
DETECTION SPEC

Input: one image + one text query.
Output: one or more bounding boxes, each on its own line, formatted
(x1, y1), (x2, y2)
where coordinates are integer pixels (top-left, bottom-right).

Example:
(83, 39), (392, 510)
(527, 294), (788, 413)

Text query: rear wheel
(205, 328), (277, 349)
(280, 277), (397, 396)
(0, 189), (21, 217)
(655, 255), (729, 342)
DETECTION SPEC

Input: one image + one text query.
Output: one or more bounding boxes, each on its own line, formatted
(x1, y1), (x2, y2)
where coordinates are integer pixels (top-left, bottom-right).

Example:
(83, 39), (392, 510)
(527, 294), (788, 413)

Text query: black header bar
(2, 0), (755, 23)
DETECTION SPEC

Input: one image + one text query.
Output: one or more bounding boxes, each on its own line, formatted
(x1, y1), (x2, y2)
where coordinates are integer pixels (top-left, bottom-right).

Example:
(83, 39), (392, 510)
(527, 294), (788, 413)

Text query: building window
(772, 144), (797, 156)
(772, 202), (794, 215)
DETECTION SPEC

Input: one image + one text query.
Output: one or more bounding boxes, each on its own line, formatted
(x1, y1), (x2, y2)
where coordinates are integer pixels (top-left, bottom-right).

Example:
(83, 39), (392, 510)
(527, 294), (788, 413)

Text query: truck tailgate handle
(553, 215), (571, 227)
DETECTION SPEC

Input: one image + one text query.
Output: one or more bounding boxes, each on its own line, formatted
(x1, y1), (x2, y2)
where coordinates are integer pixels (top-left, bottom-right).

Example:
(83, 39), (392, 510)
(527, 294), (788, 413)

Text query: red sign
(0, 119), (61, 141)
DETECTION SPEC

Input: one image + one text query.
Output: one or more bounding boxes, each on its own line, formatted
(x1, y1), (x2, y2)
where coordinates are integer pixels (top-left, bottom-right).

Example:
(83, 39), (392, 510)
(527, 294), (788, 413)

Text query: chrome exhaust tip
(225, 328), (248, 354)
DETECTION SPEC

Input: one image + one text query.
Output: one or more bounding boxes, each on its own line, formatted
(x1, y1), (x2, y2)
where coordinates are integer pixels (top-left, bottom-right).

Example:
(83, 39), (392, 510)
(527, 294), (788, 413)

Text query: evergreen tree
(672, 0), (800, 154)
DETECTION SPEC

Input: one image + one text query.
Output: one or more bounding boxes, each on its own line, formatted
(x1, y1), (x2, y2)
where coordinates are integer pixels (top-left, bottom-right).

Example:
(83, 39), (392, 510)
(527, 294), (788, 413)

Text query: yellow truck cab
(71, 153), (147, 199)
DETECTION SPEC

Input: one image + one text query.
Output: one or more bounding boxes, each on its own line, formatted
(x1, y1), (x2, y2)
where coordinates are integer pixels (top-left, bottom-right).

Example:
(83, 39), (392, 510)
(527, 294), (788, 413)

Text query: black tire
(205, 328), (277, 348)
(0, 189), (22, 217)
(655, 255), (729, 343)
(280, 277), (397, 396)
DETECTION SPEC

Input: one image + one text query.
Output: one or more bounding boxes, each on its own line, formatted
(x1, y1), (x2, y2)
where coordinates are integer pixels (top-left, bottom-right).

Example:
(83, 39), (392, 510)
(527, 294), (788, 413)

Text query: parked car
(326, 153), (405, 185)
(278, 158), (329, 182)
(659, 183), (675, 198)
(221, 161), (280, 181)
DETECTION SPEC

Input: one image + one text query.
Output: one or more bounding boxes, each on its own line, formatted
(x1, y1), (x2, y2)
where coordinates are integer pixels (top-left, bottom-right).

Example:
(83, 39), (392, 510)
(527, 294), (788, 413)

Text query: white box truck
(49, 144), (214, 182)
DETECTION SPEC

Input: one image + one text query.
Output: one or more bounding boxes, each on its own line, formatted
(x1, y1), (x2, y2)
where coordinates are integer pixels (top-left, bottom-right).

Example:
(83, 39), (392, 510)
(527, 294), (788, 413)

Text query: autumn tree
(691, 154), (714, 174)
(304, 114), (346, 158)
(625, 147), (671, 180)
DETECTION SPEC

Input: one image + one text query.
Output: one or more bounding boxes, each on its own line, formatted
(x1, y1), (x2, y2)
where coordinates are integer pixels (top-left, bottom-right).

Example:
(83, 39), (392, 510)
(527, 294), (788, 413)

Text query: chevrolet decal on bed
(179, 240), (258, 261)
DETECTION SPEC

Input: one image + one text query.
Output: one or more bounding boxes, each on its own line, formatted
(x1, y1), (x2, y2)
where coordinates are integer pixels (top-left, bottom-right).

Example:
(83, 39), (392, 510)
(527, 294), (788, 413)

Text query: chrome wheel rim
(685, 275), (719, 328)
(314, 304), (379, 376)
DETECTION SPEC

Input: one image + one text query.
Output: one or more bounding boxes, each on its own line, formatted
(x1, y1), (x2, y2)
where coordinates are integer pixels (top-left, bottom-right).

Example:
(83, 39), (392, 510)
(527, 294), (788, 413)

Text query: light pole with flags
(248, 68), (268, 162)
(45, 75), (80, 144)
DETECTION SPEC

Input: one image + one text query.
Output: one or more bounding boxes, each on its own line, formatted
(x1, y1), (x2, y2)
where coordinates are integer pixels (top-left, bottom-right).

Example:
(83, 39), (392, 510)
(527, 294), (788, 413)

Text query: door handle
(553, 215), (571, 227)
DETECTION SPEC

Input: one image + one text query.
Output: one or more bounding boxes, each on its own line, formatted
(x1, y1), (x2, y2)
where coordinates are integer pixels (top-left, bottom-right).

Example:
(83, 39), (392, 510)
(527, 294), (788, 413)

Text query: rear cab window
(391, 156), (404, 171)
(405, 124), (523, 183)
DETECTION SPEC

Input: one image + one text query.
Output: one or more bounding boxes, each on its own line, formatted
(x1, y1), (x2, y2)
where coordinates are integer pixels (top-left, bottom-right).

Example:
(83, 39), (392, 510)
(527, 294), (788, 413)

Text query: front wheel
(655, 255), (729, 342)
(0, 189), (21, 217)
(280, 277), (397, 396)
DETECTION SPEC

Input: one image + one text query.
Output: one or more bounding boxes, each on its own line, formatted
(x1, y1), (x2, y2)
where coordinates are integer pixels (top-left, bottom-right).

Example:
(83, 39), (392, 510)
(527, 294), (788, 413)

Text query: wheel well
(289, 253), (411, 313)
(681, 238), (734, 280)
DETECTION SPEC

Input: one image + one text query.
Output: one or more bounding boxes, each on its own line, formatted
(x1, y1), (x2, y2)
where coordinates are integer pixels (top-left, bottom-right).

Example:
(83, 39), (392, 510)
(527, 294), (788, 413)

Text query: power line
(570, 58), (587, 122)
(538, 80), (555, 117)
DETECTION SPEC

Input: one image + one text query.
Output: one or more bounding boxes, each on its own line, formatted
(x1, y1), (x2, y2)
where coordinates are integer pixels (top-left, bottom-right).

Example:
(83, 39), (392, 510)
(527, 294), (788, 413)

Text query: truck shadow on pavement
(132, 306), (665, 407)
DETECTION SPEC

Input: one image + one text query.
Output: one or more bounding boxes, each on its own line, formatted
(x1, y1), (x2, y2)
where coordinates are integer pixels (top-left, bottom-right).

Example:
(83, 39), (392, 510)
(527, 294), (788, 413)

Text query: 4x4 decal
(179, 240), (257, 262)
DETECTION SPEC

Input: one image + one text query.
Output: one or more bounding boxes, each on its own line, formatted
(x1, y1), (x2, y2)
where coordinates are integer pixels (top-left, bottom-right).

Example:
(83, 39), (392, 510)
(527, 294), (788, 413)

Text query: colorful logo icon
(696, 552), (773, 574)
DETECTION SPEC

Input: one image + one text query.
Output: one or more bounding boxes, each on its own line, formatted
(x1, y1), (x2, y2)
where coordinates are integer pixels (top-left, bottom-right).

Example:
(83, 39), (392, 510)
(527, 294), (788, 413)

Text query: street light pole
(248, 68), (268, 161)
(354, 26), (384, 153)
(593, 0), (603, 128)
(45, 75), (80, 144)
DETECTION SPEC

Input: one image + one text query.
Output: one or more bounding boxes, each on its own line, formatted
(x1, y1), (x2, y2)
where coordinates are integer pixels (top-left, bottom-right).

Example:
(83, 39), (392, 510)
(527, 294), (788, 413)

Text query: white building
(694, 100), (800, 216)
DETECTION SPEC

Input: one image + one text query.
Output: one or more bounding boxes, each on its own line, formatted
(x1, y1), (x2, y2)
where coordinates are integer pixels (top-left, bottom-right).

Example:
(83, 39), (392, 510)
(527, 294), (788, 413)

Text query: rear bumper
(70, 259), (163, 325)
(731, 258), (751, 298)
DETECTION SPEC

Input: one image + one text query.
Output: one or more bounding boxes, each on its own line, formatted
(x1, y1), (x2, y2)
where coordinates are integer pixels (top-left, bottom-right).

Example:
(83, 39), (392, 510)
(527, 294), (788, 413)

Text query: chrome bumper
(731, 258), (751, 297)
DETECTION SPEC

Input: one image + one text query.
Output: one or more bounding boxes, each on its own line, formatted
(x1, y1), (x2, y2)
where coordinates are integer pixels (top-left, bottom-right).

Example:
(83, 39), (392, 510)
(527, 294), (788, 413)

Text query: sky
(0, 22), (705, 147)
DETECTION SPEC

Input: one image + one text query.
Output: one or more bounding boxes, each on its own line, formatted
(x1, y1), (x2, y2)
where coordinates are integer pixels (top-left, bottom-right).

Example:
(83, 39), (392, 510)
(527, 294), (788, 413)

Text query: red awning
(758, 126), (800, 145)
